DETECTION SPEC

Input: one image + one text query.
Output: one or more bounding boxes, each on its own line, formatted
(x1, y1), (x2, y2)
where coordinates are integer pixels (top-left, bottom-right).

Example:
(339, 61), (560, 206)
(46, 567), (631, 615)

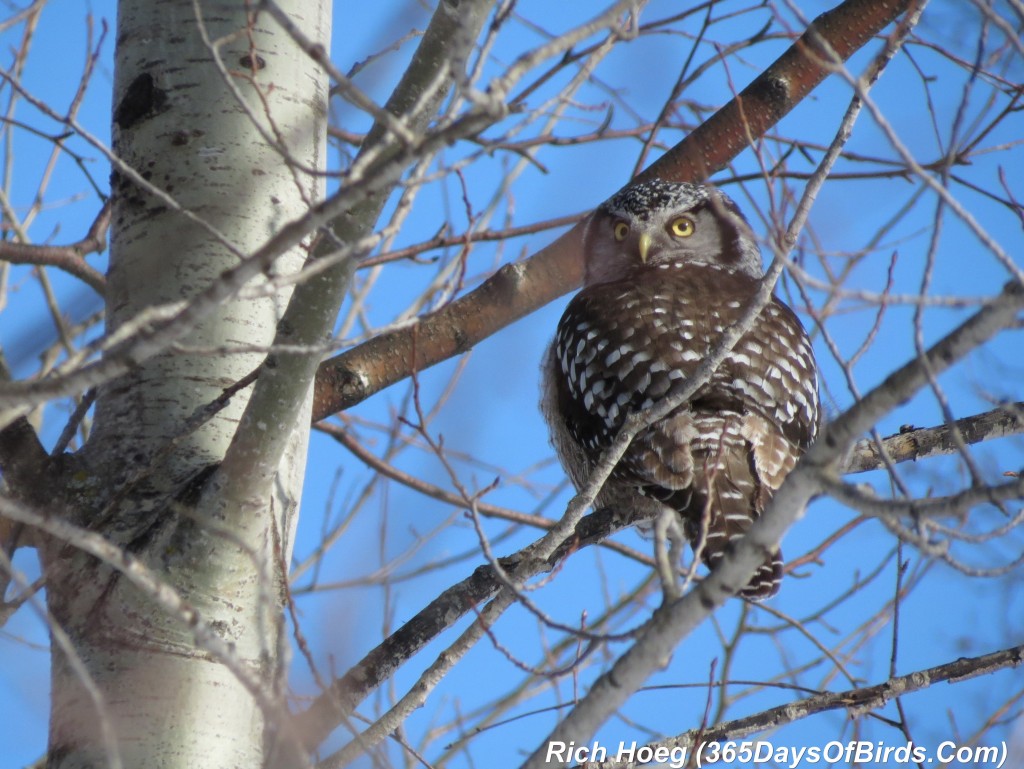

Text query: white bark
(91, 0), (327, 473)
(45, 2), (330, 767)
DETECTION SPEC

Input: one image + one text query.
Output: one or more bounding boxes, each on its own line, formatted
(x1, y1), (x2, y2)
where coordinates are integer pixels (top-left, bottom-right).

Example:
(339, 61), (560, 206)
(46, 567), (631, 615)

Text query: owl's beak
(637, 233), (652, 263)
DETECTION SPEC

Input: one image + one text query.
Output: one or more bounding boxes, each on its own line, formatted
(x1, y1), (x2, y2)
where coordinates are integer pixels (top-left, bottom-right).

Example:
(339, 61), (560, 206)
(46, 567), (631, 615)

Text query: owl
(541, 180), (819, 599)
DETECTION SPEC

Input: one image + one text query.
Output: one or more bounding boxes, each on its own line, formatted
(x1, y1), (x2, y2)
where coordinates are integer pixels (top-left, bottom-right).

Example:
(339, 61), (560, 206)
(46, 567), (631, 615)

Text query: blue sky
(2, 1), (1023, 767)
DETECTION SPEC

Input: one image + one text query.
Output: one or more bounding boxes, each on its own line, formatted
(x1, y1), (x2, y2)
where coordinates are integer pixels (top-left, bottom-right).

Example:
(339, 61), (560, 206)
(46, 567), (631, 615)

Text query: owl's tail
(685, 413), (784, 600)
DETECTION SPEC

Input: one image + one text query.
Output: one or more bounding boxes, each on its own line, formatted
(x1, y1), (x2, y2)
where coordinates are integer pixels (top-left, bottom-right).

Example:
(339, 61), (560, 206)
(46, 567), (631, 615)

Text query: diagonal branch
(0, 201), (109, 294)
(586, 642), (1024, 767)
(311, 0), (915, 420)
(844, 401), (1024, 474)
(292, 500), (634, 751)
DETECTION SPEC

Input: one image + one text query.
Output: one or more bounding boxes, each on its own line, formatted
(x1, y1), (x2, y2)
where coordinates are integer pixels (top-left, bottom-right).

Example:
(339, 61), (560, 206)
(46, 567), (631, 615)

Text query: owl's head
(582, 180), (762, 286)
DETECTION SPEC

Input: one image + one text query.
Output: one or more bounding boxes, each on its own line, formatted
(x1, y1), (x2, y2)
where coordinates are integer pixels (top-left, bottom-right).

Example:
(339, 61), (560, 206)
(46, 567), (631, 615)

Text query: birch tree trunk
(43, 2), (330, 766)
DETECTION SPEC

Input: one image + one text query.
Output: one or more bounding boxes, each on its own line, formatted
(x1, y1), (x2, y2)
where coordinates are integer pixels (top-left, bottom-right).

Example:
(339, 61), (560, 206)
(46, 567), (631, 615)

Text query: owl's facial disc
(585, 179), (764, 284)
(612, 218), (654, 263)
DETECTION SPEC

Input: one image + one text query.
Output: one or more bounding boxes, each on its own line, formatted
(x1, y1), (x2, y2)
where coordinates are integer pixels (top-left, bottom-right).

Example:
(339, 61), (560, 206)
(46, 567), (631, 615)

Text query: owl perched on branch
(541, 180), (819, 599)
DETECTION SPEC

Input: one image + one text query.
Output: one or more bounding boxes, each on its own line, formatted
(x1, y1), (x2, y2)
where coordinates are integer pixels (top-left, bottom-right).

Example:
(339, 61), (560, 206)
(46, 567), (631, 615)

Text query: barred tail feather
(685, 413), (784, 600)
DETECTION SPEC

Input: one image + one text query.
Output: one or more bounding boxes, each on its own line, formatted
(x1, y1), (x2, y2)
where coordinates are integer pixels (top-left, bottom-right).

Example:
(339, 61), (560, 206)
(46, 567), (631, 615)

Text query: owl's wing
(715, 298), (820, 450)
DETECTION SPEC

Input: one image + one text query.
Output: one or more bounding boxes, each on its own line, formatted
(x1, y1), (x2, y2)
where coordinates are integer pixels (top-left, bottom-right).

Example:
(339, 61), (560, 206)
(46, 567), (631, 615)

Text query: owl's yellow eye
(668, 217), (695, 238)
(613, 221), (630, 241)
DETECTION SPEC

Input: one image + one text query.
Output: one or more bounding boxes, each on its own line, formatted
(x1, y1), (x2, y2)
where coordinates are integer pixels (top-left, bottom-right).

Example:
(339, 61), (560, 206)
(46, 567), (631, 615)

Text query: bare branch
(588, 642), (1024, 767)
(292, 500), (638, 751)
(844, 401), (1024, 474)
(0, 201), (109, 294)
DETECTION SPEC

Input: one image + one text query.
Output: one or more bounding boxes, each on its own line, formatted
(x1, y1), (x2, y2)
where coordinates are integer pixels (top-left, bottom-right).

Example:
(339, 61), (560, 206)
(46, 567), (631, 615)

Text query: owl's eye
(668, 217), (695, 238)
(613, 222), (630, 241)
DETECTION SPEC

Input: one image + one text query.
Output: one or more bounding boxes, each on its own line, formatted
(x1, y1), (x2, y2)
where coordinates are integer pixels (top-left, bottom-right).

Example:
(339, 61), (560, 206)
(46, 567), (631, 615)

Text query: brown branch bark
(0, 417), (49, 493)
(844, 401), (1024, 474)
(311, 0), (914, 420)
(0, 201), (109, 295)
(0, 353), (52, 506)
(0, 407), (51, 566)
(586, 642), (1024, 767)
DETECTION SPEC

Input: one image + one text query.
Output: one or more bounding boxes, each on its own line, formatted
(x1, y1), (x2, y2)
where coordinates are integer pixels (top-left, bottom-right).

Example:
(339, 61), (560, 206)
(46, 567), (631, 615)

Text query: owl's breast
(549, 261), (818, 452)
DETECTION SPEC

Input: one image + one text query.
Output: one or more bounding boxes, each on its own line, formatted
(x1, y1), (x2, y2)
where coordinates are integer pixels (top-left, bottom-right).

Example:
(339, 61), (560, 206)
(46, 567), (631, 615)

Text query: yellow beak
(638, 232), (652, 263)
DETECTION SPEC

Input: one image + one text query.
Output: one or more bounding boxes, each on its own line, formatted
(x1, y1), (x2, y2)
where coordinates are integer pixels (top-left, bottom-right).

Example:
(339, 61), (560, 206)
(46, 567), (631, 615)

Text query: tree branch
(0, 415), (49, 563)
(311, 0), (915, 420)
(292, 501), (635, 751)
(844, 401), (1024, 474)
(0, 201), (109, 295)
(584, 642), (1024, 767)
(0, 354), (51, 559)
